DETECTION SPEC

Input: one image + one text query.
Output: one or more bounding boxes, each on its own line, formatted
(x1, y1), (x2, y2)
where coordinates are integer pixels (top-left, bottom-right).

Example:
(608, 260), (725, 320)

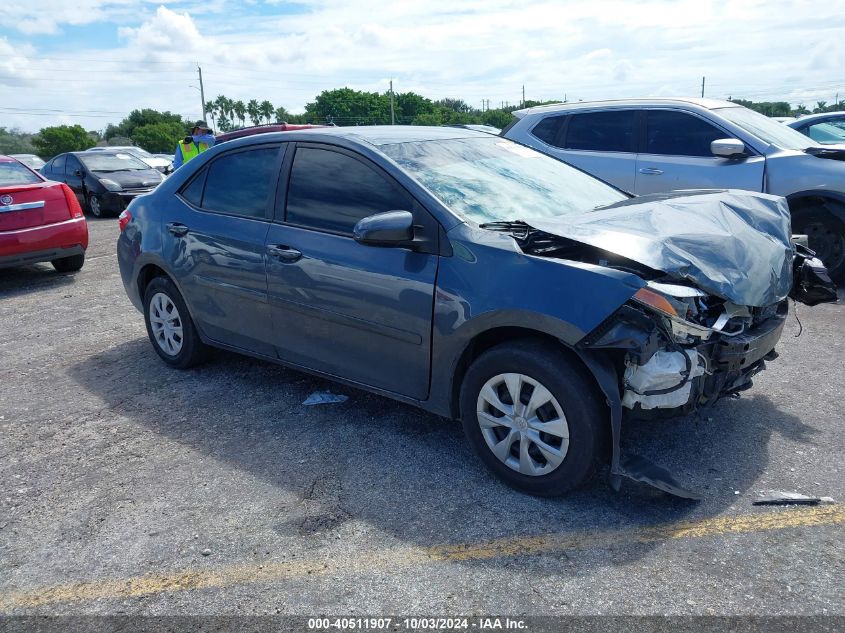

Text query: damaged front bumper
(575, 297), (790, 500)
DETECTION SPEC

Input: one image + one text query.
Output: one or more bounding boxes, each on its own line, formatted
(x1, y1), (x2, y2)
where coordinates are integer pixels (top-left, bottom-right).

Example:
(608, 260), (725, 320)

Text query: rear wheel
(459, 340), (606, 496)
(87, 193), (103, 218)
(792, 207), (845, 282)
(143, 276), (208, 369)
(51, 253), (85, 273)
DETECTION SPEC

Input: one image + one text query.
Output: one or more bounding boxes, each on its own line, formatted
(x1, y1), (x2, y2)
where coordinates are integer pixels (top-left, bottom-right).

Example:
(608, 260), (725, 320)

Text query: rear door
(64, 155), (86, 206)
(530, 110), (638, 192)
(163, 143), (285, 356)
(635, 109), (765, 195)
(264, 143), (439, 399)
(43, 155), (67, 184)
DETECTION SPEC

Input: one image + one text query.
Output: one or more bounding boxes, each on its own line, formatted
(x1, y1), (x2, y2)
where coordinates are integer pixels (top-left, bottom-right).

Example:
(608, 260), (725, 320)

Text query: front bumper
(0, 217), (88, 268)
(100, 189), (155, 213)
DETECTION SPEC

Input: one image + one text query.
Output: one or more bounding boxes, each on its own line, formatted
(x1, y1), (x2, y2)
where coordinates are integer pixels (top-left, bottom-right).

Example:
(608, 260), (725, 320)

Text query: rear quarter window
(0, 161), (42, 186)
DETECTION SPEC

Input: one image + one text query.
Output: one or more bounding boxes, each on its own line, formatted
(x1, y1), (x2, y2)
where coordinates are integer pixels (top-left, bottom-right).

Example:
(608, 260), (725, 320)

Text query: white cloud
(0, 0), (843, 131)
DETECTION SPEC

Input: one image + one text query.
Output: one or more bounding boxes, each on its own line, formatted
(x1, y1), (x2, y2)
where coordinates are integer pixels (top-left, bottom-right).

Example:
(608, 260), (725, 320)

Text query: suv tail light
(60, 184), (84, 219)
(118, 209), (132, 232)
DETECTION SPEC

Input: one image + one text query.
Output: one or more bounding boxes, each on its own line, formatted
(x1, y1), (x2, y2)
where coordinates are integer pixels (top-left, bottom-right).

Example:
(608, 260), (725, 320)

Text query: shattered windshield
(380, 136), (628, 224)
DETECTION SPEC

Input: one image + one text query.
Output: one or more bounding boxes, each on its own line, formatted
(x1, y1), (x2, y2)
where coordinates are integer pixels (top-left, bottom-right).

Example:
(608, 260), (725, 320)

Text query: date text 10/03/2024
(307, 617), (528, 630)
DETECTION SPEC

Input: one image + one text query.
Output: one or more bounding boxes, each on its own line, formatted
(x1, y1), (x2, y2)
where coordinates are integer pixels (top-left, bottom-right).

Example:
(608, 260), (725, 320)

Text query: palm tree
(204, 101), (217, 129)
(274, 105), (289, 123)
(247, 99), (261, 126)
(259, 100), (274, 124)
(233, 100), (246, 128)
(815, 101), (828, 114)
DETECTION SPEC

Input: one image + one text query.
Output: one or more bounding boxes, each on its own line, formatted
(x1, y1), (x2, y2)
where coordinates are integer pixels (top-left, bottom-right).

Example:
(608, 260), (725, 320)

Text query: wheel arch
(786, 191), (845, 224)
(447, 326), (601, 420)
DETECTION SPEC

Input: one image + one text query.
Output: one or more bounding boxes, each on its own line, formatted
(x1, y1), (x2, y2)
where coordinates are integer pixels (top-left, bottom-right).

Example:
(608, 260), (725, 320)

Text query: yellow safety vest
(181, 140), (209, 164)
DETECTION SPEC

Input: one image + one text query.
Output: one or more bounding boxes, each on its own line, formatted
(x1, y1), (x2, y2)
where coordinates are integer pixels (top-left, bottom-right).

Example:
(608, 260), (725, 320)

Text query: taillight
(118, 209), (132, 232)
(60, 184), (84, 219)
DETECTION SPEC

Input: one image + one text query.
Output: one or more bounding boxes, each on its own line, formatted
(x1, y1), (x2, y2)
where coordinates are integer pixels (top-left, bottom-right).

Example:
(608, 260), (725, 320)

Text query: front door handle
(267, 244), (302, 262)
(166, 222), (189, 237)
(639, 167), (664, 175)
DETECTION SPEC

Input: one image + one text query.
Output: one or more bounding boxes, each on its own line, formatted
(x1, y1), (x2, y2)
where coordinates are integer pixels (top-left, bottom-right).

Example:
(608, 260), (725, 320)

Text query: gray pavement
(0, 217), (843, 617)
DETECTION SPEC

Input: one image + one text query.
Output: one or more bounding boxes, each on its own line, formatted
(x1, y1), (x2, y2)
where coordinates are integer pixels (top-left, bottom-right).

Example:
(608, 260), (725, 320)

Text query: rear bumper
(0, 217), (88, 268)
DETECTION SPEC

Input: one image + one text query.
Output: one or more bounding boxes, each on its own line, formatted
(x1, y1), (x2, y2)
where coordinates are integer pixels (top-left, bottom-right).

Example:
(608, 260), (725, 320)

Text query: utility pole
(198, 65), (207, 121)
(522, 85), (525, 108)
(701, 76), (705, 98)
(389, 79), (395, 125)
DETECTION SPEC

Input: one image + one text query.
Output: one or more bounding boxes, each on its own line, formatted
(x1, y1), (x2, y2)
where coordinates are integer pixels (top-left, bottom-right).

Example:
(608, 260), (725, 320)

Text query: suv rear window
(531, 115), (566, 145)
(0, 161), (41, 186)
(564, 110), (636, 152)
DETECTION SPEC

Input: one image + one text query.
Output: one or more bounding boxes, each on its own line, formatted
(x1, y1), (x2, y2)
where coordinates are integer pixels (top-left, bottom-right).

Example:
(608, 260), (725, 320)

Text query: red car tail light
(60, 184), (84, 219)
(118, 209), (132, 232)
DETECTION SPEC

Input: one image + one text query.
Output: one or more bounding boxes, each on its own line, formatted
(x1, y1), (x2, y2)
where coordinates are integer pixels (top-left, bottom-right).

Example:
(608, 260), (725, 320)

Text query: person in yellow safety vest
(173, 120), (215, 169)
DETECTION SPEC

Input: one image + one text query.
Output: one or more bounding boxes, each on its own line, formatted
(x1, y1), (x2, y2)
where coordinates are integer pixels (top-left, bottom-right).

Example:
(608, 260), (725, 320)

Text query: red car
(0, 156), (88, 272)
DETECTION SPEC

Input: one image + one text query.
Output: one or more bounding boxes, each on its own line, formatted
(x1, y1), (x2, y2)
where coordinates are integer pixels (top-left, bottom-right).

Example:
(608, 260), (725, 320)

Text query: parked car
(503, 98), (845, 280)
(786, 112), (845, 145)
(87, 146), (173, 174)
(116, 127), (835, 498)
(215, 123), (325, 144)
(9, 154), (46, 170)
(0, 155), (88, 272)
(41, 151), (164, 218)
(446, 124), (502, 134)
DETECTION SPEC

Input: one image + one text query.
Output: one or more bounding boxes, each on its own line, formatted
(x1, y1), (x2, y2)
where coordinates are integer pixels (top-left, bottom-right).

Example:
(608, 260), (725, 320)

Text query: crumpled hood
(529, 190), (794, 307)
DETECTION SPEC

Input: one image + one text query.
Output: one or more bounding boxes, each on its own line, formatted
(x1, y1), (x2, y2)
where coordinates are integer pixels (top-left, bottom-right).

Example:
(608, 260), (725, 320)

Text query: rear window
(0, 161), (42, 186)
(564, 110), (636, 152)
(531, 115), (566, 145)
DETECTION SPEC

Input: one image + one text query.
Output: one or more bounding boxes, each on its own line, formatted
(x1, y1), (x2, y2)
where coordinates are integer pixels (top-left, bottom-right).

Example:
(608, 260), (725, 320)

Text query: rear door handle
(639, 167), (664, 175)
(267, 244), (302, 262)
(166, 222), (189, 237)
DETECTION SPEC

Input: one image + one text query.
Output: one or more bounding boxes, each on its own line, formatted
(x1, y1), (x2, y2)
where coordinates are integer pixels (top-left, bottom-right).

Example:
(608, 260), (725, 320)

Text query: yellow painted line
(2, 504), (843, 611)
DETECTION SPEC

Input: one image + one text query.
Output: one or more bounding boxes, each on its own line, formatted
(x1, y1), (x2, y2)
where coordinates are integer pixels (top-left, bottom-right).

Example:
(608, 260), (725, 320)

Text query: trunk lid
(0, 181), (71, 232)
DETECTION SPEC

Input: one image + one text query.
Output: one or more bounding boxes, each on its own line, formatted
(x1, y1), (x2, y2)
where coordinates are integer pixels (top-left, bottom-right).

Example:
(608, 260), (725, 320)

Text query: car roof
(789, 111), (845, 125)
(253, 125), (490, 146)
(512, 97), (739, 118)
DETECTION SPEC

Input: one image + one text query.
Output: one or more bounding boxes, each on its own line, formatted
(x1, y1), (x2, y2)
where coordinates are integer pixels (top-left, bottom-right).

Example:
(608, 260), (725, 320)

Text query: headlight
(99, 178), (123, 192)
(633, 284), (715, 342)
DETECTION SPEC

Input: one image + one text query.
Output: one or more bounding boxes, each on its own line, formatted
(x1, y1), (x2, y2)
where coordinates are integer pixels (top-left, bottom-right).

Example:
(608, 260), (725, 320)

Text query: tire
(792, 207), (845, 282)
(459, 340), (606, 496)
(51, 253), (85, 273)
(87, 193), (104, 218)
(143, 276), (208, 369)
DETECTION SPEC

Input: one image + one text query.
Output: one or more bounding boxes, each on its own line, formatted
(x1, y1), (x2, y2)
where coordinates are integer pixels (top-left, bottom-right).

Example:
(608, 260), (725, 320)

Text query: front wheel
(793, 208), (845, 282)
(143, 276), (208, 369)
(87, 193), (103, 218)
(459, 340), (606, 496)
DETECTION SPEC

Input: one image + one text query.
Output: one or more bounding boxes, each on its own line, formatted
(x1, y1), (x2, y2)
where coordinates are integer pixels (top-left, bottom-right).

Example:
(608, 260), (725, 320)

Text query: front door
(265, 143), (439, 399)
(635, 109), (766, 195)
(162, 144), (285, 356)
(64, 154), (86, 206)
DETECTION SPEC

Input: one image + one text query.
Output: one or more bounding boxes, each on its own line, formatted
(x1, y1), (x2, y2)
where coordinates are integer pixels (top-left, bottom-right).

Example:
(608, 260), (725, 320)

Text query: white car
(87, 146), (172, 174)
(786, 112), (845, 146)
(503, 98), (845, 280)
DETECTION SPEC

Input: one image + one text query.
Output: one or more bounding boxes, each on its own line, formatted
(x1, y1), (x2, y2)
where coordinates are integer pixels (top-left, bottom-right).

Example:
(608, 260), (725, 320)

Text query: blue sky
(1, 0), (843, 132)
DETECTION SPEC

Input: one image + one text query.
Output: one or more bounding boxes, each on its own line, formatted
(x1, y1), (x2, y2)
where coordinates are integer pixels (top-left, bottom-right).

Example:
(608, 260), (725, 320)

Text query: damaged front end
(486, 190), (838, 498)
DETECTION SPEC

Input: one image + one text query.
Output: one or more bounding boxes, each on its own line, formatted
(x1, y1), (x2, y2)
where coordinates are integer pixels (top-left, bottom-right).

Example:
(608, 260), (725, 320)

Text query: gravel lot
(1, 217), (843, 618)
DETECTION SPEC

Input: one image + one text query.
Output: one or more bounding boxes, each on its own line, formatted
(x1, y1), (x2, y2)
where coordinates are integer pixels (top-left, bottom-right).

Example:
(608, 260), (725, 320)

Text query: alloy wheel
(476, 372), (570, 476)
(149, 292), (184, 356)
(89, 194), (102, 218)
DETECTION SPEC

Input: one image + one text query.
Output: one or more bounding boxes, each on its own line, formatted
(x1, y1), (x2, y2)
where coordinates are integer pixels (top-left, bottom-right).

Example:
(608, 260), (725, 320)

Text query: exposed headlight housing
(99, 178), (123, 192)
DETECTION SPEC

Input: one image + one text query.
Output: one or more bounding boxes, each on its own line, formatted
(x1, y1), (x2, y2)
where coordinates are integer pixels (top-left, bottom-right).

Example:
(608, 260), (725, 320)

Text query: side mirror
(353, 210), (414, 246)
(74, 169), (83, 177)
(711, 138), (747, 158)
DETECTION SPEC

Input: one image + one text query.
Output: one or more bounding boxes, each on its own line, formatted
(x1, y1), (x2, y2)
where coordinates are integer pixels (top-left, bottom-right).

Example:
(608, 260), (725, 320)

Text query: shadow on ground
(66, 334), (816, 575)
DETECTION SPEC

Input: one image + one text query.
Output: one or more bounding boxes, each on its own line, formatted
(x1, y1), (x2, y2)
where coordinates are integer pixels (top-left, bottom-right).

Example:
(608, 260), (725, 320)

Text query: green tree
(274, 105), (289, 123)
(105, 109), (186, 140)
(205, 101), (218, 129)
(814, 101), (828, 113)
(247, 99), (261, 126)
(0, 127), (38, 155)
(394, 92), (435, 122)
(259, 100), (274, 124)
(794, 103), (811, 115)
(481, 109), (513, 129)
(132, 122), (185, 153)
(233, 100), (246, 128)
(411, 111), (443, 126)
(33, 125), (91, 158)
(305, 88), (390, 125)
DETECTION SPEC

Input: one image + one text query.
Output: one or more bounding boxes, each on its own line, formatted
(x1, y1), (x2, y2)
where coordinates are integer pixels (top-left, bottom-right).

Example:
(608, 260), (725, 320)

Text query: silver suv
(503, 98), (845, 280)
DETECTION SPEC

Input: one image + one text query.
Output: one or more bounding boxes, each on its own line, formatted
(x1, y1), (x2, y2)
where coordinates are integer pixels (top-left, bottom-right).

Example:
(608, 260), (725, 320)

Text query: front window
(79, 153), (150, 172)
(716, 106), (814, 150)
(0, 161), (41, 186)
(380, 136), (627, 225)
